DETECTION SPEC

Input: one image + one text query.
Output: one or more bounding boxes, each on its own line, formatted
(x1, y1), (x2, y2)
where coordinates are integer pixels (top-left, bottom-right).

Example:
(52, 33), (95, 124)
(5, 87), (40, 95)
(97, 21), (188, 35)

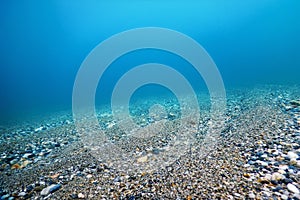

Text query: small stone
(290, 100), (300, 106)
(49, 173), (60, 179)
(278, 169), (286, 174)
(86, 174), (93, 179)
(279, 165), (288, 170)
(78, 193), (85, 199)
(18, 192), (26, 197)
(243, 173), (250, 178)
(137, 156), (148, 163)
(283, 178), (293, 184)
(264, 174), (272, 181)
(273, 186), (283, 192)
(288, 151), (299, 159)
(281, 194), (288, 200)
(20, 160), (32, 168)
(22, 153), (34, 158)
(113, 176), (121, 182)
(34, 127), (42, 132)
(26, 185), (34, 192)
(40, 184), (61, 196)
(243, 164), (250, 168)
(70, 194), (78, 199)
(272, 172), (284, 181)
(1, 194), (10, 199)
(11, 163), (21, 169)
(287, 183), (300, 194)
(248, 192), (255, 199)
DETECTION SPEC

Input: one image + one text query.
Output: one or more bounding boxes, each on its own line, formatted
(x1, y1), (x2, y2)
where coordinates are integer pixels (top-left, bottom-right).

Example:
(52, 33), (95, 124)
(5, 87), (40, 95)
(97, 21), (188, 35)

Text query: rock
(243, 173), (250, 178)
(287, 151), (299, 159)
(264, 174), (272, 181)
(11, 163), (21, 169)
(287, 183), (300, 194)
(40, 184), (61, 196)
(18, 192), (26, 197)
(70, 194), (78, 199)
(248, 192), (255, 199)
(20, 160), (32, 168)
(22, 153), (34, 158)
(283, 178), (293, 184)
(34, 127), (44, 132)
(78, 193), (85, 199)
(281, 194), (288, 200)
(290, 100), (300, 106)
(113, 176), (121, 182)
(137, 156), (148, 163)
(26, 185), (34, 192)
(1, 194), (10, 199)
(86, 174), (93, 179)
(271, 172), (284, 181)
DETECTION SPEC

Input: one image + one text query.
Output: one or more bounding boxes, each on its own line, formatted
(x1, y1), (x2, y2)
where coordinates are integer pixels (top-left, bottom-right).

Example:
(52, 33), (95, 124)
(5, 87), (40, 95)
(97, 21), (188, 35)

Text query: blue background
(1, 1), (299, 121)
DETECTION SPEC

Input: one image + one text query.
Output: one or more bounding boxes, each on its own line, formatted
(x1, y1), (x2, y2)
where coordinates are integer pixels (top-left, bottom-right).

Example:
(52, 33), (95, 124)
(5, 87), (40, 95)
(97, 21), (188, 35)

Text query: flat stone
(18, 192), (26, 197)
(287, 151), (299, 159)
(248, 192), (255, 199)
(287, 183), (300, 194)
(281, 194), (288, 200)
(272, 172), (285, 181)
(78, 193), (85, 199)
(137, 156), (148, 163)
(40, 184), (61, 196)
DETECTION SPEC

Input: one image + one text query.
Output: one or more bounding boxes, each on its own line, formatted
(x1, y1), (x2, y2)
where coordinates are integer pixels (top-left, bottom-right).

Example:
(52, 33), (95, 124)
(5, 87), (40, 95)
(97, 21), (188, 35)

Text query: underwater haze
(1, 1), (300, 122)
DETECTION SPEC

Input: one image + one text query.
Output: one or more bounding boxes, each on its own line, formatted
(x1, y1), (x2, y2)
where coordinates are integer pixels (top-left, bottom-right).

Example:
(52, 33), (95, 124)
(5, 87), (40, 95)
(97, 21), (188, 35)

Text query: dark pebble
(289, 165), (296, 170)
(70, 194), (78, 199)
(26, 185), (34, 192)
(256, 152), (264, 157)
(271, 180), (278, 185)
(248, 160), (255, 165)
(283, 178), (293, 184)
(49, 184), (61, 193)
(272, 186), (282, 192)
(128, 196), (135, 200)
(152, 148), (160, 155)
(250, 156), (258, 161)
(113, 176), (121, 182)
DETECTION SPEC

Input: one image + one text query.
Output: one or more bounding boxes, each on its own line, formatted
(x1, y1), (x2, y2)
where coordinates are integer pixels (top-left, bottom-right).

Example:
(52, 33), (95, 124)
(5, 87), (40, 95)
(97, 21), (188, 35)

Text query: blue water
(1, 1), (299, 122)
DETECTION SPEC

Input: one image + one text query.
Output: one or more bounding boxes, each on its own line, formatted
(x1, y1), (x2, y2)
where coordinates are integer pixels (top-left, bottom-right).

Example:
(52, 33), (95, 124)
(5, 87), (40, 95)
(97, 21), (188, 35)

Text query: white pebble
(78, 193), (85, 198)
(272, 172), (285, 181)
(248, 192), (255, 199)
(281, 194), (288, 200)
(18, 192), (26, 197)
(86, 174), (93, 179)
(287, 151), (299, 159)
(287, 183), (300, 194)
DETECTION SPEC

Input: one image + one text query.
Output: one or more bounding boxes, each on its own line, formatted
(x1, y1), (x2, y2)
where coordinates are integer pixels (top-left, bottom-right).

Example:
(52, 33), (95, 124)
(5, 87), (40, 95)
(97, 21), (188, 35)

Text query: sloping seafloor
(0, 85), (299, 199)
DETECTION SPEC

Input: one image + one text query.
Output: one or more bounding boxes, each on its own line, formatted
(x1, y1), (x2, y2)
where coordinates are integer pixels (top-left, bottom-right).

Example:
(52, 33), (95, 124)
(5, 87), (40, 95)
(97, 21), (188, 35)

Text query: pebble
(248, 192), (255, 199)
(287, 183), (300, 194)
(137, 156), (148, 163)
(40, 184), (61, 196)
(281, 194), (288, 200)
(78, 193), (85, 199)
(288, 151), (299, 159)
(1, 194), (10, 199)
(18, 192), (26, 197)
(86, 174), (93, 179)
(272, 172), (285, 181)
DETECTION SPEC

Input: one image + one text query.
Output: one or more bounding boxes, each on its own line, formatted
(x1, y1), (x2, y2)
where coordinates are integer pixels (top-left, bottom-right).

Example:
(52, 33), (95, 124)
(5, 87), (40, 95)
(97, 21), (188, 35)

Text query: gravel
(0, 85), (299, 199)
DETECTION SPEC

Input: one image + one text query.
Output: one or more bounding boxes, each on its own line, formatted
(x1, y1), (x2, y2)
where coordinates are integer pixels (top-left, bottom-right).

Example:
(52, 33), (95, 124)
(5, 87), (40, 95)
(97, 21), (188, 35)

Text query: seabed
(0, 85), (300, 199)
